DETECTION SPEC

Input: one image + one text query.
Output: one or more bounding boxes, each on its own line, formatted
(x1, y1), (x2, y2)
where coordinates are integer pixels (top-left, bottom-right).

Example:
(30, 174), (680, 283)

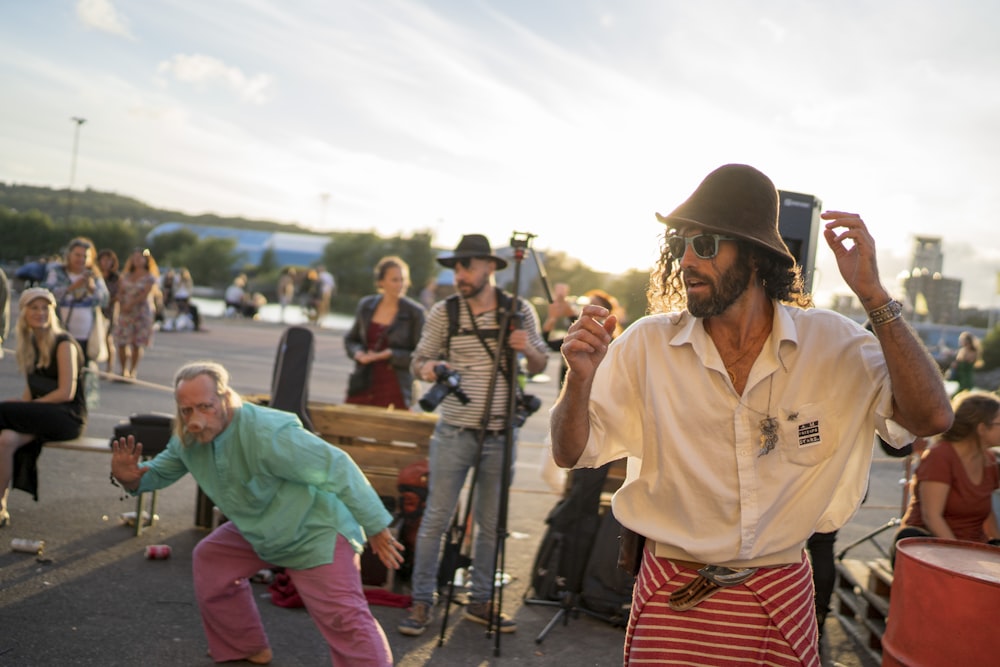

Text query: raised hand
(110, 435), (147, 491)
(821, 211), (889, 307)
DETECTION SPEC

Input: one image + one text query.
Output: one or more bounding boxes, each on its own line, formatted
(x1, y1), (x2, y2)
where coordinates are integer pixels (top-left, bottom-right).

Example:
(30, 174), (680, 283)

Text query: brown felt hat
(655, 164), (795, 264)
(436, 234), (508, 270)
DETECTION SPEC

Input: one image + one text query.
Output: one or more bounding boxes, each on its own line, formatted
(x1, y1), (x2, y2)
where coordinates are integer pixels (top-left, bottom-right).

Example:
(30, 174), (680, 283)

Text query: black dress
(0, 333), (87, 500)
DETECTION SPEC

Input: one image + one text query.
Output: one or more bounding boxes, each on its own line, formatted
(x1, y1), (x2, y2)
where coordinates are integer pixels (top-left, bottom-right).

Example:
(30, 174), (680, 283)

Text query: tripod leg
(534, 606), (568, 644)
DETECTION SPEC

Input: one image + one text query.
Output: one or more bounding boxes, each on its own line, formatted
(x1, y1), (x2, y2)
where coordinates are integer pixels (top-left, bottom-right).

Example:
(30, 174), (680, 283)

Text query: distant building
(147, 222), (329, 269)
(900, 236), (962, 325)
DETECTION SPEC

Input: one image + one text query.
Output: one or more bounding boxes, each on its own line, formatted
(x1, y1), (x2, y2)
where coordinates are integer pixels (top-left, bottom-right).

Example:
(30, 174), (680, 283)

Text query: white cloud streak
(76, 0), (133, 39)
(157, 54), (273, 104)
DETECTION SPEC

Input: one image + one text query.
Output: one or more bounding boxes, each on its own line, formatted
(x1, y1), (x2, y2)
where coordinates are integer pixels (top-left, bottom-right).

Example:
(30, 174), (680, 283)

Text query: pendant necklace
(742, 375), (777, 457)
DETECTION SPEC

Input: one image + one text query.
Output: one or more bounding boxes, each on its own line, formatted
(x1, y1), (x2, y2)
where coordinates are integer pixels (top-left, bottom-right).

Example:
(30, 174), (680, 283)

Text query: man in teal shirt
(111, 360), (401, 666)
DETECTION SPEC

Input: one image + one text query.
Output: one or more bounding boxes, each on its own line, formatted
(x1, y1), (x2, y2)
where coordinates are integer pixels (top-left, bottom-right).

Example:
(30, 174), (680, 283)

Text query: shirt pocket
(777, 403), (836, 467)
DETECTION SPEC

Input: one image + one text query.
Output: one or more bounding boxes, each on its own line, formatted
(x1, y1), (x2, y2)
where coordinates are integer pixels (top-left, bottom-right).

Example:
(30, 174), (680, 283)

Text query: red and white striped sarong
(624, 546), (819, 666)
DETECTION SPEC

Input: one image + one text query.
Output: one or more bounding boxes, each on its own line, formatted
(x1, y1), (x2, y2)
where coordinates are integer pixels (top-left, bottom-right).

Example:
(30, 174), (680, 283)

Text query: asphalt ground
(0, 309), (889, 666)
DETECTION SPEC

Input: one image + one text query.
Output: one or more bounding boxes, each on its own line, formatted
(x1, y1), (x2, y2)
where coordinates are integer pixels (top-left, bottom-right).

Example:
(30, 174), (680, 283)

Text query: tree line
(0, 183), (652, 325)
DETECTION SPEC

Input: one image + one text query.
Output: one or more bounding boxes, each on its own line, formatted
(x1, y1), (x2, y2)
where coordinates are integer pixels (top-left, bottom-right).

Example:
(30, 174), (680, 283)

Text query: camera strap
(462, 296), (512, 382)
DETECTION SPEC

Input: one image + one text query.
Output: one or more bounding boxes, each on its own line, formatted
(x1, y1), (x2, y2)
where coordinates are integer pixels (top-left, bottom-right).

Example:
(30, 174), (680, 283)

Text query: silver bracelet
(868, 299), (903, 327)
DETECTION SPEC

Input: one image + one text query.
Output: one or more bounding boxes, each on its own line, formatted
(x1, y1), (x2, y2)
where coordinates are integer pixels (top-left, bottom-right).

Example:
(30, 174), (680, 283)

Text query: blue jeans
(409, 422), (517, 604)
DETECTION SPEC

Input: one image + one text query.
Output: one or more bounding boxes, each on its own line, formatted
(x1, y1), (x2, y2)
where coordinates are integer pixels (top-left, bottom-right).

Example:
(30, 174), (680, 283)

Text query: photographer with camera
(398, 234), (548, 637)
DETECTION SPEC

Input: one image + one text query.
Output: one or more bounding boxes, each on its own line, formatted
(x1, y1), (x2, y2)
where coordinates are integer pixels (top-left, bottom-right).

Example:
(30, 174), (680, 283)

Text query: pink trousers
(192, 521), (392, 666)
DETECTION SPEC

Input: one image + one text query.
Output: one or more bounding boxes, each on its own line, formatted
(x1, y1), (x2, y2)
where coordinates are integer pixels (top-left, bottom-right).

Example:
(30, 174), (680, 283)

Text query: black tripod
(523, 463), (629, 643)
(435, 231), (547, 657)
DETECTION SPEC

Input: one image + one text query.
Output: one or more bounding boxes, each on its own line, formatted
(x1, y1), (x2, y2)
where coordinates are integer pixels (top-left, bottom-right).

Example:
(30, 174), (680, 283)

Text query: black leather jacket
(343, 294), (426, 407)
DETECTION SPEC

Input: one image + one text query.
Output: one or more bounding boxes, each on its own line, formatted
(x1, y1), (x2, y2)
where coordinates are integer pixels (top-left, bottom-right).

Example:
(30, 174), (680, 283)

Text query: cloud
(157, 54), (273, 104)
(76, 0), (133, 39)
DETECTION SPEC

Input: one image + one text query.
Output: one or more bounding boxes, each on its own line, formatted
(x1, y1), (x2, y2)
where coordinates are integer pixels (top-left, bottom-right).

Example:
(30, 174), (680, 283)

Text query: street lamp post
(66, 116), (87, 224)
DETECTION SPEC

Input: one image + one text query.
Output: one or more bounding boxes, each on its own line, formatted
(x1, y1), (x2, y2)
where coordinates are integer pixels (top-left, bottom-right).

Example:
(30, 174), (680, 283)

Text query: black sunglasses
(667, 233), (737, 260)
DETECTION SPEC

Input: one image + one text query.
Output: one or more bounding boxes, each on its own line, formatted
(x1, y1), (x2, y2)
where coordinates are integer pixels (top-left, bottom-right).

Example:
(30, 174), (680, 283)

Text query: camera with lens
(512, 389), (541, 428)
(419, 363), (471, 412)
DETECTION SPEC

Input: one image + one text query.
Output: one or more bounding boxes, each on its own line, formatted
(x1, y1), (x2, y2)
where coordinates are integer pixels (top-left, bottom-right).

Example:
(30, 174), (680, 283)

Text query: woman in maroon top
(893, 390), (1000, 561)
(343, 256), (425, 409)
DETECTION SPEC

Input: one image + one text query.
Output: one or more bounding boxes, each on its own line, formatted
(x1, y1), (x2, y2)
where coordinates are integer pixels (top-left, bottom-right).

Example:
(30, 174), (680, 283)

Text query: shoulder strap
(444, 289), (515, 353)
(445, 294), (461, 354)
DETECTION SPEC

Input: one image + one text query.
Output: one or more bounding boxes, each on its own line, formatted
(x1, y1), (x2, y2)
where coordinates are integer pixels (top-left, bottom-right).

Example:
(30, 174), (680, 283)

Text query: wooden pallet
(833, 557), (894, 664)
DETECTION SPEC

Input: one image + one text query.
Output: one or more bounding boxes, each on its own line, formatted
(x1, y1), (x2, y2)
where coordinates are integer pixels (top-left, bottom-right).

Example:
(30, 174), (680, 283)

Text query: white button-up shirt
(574, 303), (912, 568)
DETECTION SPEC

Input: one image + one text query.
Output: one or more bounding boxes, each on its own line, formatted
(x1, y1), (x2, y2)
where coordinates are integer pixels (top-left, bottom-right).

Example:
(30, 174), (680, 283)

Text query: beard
(456, 273), (490, 299)
(685, 257), (753, 318)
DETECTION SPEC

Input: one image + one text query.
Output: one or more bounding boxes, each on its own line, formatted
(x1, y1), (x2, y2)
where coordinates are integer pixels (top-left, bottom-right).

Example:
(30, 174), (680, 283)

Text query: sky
(2, 0), (999, 308)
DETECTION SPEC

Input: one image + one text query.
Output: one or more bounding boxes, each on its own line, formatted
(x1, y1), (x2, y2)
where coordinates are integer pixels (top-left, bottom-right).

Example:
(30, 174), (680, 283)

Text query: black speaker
(778, 190), (822, 292)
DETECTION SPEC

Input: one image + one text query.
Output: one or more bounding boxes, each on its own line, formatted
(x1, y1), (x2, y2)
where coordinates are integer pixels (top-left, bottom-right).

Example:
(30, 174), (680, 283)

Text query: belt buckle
(696, 565), (758, 587)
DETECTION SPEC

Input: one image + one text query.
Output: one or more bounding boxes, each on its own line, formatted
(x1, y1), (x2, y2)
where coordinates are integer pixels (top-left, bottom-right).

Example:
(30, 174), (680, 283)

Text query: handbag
(87, 307), (109, 363)
(346, 363), (373, 397)
(345, 323), (388, 397)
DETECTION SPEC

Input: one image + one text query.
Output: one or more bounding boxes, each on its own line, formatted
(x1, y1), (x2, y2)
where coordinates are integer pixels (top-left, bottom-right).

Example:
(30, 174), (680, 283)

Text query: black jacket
(344, 295), (425, 407)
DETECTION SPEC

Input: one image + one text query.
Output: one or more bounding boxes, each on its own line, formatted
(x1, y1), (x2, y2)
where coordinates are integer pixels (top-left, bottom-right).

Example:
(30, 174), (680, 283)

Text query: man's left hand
(368, 528), (405, 570)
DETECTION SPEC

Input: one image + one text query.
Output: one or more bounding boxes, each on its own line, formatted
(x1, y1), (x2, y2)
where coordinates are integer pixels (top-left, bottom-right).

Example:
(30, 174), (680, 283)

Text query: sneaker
(464, 602), (517, 633)
(398, 601), (432, 636)
(0, 510), (9, 528)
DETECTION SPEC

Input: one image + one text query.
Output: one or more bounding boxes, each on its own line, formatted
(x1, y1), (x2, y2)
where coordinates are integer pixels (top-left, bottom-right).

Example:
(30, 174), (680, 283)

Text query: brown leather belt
(666, 561), (759, 612)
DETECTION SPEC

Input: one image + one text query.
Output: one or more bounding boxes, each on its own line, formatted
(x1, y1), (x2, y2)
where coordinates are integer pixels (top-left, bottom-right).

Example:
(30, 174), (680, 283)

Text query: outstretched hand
(110, 435), (147, 491)
(821, 211), (889, 306)
(368, 528), (405, 570)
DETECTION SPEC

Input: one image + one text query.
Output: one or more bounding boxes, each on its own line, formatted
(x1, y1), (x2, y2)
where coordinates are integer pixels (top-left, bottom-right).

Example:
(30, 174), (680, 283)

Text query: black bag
(579, 509), (634, 621)
(528, 465), (609, 601)
(110, 413), (174, 457)
(346, 363), (372, 397)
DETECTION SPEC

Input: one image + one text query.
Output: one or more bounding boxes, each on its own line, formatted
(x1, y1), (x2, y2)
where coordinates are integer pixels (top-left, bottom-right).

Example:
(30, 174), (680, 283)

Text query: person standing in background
(113, 248), (159, 380)
(0, 267), (9, 359)
(316, 266), (336, 326)
(399, 234), (549, 636)
(277, 267), (297, 323)
(42, 237), (109, 364)
(344, 256), (425, 409)
(97, 249), (121, 374)
(950, 331), (983, 396)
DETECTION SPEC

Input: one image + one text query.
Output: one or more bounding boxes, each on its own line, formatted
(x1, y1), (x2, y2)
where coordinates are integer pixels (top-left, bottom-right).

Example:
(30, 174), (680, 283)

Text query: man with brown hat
(550, 164), (952, 664)
(399, 234), (549, 637)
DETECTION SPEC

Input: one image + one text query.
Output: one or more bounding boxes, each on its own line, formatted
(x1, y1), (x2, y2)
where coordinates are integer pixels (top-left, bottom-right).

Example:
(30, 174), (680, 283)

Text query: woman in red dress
(344, 256), (425, 409)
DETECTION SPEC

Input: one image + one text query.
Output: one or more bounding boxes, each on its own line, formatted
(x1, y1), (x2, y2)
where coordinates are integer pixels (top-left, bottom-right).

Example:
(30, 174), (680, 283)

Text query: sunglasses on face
(667, 233), (737, 260)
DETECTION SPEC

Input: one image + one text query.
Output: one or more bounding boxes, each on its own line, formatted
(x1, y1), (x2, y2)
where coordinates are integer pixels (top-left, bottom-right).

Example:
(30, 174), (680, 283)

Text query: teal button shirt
(135, 402), (392, 570)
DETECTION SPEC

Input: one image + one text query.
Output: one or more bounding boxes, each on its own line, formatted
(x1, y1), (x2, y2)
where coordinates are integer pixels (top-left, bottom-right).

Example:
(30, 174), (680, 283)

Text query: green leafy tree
(322, 231), (435, 311)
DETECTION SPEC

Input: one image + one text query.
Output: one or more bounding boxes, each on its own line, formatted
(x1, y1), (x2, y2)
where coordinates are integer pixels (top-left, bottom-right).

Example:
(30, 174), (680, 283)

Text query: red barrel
(882, 538), (1000, 666)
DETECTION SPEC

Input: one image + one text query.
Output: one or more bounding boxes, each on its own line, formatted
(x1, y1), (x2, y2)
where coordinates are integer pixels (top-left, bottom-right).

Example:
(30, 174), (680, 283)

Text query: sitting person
(224, 274), (254, 318)
(0, 287), (87, 528)
(893, 390), (1000, 562)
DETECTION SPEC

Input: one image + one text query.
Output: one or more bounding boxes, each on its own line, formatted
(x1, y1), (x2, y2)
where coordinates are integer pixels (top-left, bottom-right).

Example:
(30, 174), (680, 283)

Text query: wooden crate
(833, 557), (893, 663)
(244, 397), (438, 500)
